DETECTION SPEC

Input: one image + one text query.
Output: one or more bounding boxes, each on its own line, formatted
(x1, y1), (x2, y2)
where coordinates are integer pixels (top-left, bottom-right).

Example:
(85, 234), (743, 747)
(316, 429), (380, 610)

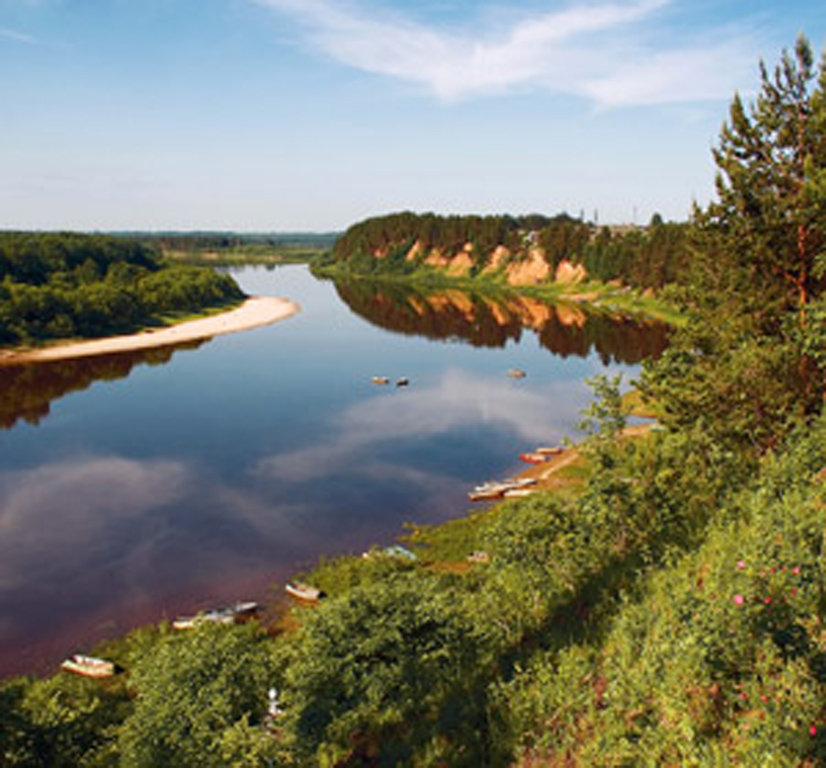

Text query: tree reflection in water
(333, 279), (670, 365)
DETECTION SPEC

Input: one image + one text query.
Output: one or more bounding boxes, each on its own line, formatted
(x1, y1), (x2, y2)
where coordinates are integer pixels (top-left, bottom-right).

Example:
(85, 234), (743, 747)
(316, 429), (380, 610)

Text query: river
(0, 265), (667, 677)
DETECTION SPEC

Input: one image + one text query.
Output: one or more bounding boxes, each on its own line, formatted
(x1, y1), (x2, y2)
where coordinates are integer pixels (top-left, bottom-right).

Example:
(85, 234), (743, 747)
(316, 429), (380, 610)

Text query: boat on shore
(285, 582), (324, 603)
(172, 601), (260, 630)
(60, 654), (116, 679)
(468, 477), (537, 501)
(519, 452), (550, 464)
(535, 446), (564, 455)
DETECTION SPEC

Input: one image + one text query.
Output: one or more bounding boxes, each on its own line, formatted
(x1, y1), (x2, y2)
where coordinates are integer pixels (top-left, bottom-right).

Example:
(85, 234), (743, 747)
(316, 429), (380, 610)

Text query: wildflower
(737, 560), (746, 570)
(734, 594), (744, 605)
(792, 588), (798, 596)
(793, 567), (801, 575)
(764, 597), (772, 605)
(811, 725), (817, 737)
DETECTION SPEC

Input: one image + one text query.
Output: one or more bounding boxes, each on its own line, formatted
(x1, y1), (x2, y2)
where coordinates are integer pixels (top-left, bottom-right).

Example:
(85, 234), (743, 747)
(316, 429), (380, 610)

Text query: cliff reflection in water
(333, 280), (670, 364)
(0, 340), (206, 430)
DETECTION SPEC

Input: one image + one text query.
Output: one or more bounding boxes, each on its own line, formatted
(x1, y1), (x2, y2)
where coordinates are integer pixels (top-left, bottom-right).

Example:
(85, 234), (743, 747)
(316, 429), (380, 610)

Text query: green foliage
(0, 233), (244, 346)
(117, 623), (278, 768)
(0, 672), (131, 767)
(506, 419), (826, 766)
(331, 211), (692, 290)
(274, 573), (502, 767)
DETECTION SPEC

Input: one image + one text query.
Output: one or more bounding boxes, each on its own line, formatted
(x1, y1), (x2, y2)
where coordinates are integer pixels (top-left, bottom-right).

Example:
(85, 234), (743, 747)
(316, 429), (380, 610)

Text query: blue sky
(1, 0), (824, 231)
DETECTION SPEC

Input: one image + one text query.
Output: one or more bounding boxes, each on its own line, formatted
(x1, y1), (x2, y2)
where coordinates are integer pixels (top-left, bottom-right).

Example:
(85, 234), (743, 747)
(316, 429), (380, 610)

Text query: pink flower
(811, 726), (818, 737)
(734, 594), (744, 605)
(739, 692), (747, 700)
(764, 597), (772, 605)
(793, 567), (801, 575)
(737, 560), (746, 570)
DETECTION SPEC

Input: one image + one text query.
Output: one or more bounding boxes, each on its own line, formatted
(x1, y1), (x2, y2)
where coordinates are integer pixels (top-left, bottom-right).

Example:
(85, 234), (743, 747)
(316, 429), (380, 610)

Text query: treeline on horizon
(328, 209), (690, 289)
(127, 231), (339, 253)
(0, 232), (244, 346)
(4, 36), (826, 768)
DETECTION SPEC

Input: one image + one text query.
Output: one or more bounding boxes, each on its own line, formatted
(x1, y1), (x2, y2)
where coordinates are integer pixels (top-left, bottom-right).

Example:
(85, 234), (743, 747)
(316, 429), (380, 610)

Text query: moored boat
(172, 601), (260, 630)
(468, 485), (509, 501)
(60, 654), (116, 678)
(285, 582), (324, 603)
(519, 452), (550, 464)
(504, 488), (535, 498)
(507, 368), (527, 378)
(535, 446), (564, 455)
(371, 376), (390, 385)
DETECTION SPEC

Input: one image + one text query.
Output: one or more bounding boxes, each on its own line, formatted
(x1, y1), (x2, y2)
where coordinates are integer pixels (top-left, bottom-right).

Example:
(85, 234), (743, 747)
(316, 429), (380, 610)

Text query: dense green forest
(0, 233), (244, 346)
(324, 209), (690, 290)
(3, 37), (826, 767)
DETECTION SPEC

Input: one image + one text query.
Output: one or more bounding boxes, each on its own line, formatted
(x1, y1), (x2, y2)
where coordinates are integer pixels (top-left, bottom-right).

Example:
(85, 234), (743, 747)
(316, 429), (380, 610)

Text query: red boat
(519, 452), (549, 464)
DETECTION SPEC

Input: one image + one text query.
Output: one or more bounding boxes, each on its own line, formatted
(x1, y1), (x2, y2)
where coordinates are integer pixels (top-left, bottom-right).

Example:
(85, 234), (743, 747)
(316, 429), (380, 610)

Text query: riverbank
(0, 296), (300, 365)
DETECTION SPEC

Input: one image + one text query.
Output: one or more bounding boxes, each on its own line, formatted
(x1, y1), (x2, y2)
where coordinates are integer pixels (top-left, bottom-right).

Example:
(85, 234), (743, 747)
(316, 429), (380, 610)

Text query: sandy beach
(0, 296), (300, 365)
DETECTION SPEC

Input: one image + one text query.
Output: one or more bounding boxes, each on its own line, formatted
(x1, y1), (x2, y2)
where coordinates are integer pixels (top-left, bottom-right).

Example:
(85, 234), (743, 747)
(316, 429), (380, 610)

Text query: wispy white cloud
(254, 0), (756, 106)
(0, 25), (35, 44)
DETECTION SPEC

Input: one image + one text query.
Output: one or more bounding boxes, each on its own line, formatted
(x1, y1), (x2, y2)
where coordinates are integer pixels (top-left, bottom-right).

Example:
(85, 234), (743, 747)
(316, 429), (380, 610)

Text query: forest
(0, 233), (244, 346)
(3, 36), (826, 767)
(325, 209), (690, 290)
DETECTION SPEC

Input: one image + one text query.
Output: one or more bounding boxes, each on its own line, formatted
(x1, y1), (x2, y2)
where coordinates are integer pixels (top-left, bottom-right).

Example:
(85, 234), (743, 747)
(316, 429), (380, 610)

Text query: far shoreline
(0, 295), (300, 365)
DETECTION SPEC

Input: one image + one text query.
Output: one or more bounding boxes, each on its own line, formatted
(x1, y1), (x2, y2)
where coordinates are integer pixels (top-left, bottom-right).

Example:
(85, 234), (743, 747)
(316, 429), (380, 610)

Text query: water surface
(0, 266), (666, 676)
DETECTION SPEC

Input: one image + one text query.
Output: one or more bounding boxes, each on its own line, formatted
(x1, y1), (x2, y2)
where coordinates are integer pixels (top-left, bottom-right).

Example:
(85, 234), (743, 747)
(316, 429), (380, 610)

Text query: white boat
(60, 654), (116, 678)
(504, 488), (535, 498)
(172, 601), (259, 630)
(285, 582), (324, 603)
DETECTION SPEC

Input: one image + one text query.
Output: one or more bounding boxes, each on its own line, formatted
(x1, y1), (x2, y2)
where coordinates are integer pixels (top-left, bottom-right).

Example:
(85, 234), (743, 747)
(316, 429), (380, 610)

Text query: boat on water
(507, 369), (527, 379)
(60, 654), (116, 679)
(172, 601), (260, 630)
(395, 377), (409, 387)
(372, 376), (390, 385)
(285, 582), (324, 603)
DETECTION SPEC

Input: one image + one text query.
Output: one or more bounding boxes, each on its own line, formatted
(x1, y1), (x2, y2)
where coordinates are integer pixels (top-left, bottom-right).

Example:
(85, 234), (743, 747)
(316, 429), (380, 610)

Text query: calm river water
(0, 265), (667, 677)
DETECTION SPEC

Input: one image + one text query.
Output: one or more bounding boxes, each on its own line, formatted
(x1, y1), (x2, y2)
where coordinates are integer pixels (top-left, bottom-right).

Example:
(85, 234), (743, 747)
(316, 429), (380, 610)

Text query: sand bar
(0, 296), (300, 365)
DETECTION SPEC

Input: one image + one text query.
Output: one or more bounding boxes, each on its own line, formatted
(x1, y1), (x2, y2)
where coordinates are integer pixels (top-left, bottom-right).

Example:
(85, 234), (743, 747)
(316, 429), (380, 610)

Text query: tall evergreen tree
(708, 36), (826, 321)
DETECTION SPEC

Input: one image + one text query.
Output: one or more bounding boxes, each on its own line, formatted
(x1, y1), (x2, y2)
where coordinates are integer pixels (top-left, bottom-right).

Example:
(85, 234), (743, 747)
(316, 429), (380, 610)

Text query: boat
(60, 654), (116, 679)
(172, 601), (259, 630)
(371, 376), (390, 385)
(535, 446), (564, 456)
(504, 488), (535, 498)
(519, 452), (550, 464)
(362, 545), (417, 561)
(506, 369), (527, 379)
(285, 582), (324, 603)
(468, 485), (510, 502)
(395, 377), (409, 387)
